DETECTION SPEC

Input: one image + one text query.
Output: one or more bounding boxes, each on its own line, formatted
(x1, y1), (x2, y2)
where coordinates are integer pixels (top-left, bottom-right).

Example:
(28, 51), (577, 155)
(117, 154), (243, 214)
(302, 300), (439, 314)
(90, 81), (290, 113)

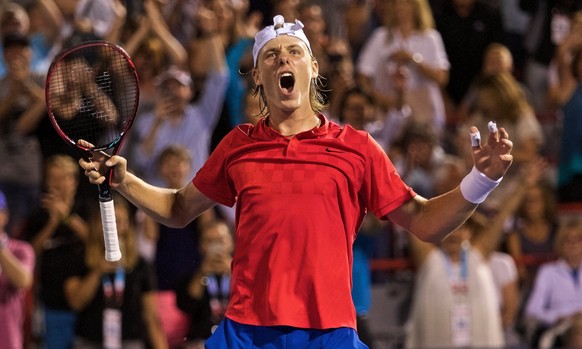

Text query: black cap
(3, 33), (30, 49)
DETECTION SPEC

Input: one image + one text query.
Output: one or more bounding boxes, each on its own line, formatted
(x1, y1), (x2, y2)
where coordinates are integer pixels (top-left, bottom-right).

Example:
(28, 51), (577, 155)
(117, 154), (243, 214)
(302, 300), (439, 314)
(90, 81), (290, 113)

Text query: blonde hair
(85, 194), (138, 271)
(474, 72), (532, 124)
(44, 154), (78, 177)
(483, 43), (513, 70)
(385, 0), (435, 33)
(156, 145), (192, 170)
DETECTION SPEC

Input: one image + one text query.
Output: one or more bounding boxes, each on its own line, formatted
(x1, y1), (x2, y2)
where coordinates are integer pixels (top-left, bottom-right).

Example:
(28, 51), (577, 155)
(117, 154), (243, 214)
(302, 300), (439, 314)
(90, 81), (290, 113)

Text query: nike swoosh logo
(325, 148), (344, 153)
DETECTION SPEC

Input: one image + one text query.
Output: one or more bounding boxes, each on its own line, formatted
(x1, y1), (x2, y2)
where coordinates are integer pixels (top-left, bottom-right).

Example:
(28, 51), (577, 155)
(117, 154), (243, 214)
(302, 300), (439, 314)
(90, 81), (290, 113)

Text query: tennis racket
(45, 41), (139, 261)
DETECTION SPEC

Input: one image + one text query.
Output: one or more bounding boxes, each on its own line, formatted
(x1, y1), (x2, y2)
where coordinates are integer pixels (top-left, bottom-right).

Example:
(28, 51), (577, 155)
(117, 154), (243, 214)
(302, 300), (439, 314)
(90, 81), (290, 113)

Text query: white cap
(154, 66), (193, 87)
(252, 15), (312, 67)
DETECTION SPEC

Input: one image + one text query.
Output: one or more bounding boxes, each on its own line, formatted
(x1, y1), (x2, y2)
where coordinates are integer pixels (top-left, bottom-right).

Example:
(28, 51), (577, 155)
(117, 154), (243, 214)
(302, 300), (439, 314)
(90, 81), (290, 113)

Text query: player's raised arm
(78, 141), (216, 228)
(387, 123), (513, 243)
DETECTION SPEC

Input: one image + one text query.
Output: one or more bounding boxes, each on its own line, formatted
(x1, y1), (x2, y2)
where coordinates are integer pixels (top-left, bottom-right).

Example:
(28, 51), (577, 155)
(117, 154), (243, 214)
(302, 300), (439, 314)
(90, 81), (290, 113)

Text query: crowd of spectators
(0, 0), (582, 348)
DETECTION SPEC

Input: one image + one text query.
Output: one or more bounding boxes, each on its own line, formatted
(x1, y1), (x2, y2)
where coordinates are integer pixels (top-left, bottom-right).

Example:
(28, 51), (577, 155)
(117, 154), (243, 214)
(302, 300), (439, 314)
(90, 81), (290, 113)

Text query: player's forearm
(116, 172), (180, 225)
(117, 173), (210, 228)
(404, 189), (478, 244)
(31, 218), (60, 254)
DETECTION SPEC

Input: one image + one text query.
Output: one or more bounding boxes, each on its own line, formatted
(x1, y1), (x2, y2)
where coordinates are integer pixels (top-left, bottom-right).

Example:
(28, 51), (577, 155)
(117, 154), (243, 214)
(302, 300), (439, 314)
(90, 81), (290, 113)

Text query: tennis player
(80, 15), (513, 349)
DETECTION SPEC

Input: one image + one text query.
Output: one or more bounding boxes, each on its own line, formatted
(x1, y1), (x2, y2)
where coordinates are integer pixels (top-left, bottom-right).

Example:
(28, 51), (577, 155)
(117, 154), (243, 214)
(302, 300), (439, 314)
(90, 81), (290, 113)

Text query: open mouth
(279, 72), (295, 95)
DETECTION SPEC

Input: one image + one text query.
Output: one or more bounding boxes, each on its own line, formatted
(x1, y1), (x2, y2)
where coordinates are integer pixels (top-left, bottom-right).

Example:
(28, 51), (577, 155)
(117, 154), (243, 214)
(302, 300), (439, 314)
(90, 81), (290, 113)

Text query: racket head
(45, 40), (139, 154)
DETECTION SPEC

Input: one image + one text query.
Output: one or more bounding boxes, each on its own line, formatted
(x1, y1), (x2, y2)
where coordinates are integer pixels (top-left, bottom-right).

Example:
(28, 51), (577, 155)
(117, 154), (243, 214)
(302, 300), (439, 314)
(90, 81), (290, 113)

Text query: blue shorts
(205, 318), (369, 349)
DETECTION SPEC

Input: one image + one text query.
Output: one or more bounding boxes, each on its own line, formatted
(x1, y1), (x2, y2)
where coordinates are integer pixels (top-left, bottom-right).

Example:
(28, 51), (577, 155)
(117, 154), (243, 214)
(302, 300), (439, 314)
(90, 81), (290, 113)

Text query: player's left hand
(470, 125), (513, 180)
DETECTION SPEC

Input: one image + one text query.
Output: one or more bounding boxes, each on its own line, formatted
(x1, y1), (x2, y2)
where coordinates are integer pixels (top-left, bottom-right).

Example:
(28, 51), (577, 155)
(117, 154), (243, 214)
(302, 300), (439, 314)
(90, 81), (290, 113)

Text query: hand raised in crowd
(195, 5), (220, 37)
(154, 93), (183, 121)
(143, 0), (166, 31)
(233, 0), (262, 38)
(41, 189), (73, 224)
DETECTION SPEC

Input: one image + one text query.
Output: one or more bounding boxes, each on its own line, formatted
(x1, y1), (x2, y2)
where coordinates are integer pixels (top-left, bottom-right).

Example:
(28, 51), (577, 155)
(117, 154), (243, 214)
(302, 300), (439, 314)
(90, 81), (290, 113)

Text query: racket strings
(48, 44), (138, 150)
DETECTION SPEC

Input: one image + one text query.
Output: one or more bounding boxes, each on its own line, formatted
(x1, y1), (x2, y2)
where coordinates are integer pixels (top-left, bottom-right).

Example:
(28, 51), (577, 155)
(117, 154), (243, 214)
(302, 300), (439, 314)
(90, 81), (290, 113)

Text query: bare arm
(189, 6), (226, 78)
(0, 56), (44, 127)
(414, 63), (449, 87)
(104, 0), (128, 44)
(388, 126), (513, 244)
(500, 278), (520, 328)
(29, 217), (60, 255)
(36, 0), (65, 43)
(388, 189), (477, 244)
(78, 146), (216, 228)
(406, 227), (435, 268)
(144, 0), (187, 67)
(123, 17), (150, 56)
(64, 260), (117, 311)
(472, 158), (547, 257)
(0, 239), (34, 289)
(117, 174), (215, 228)
(124, 0), (187, 67)
(14, 82), (47, 135)
(64, 272), (102, 311)
(505, 232), (528, 282)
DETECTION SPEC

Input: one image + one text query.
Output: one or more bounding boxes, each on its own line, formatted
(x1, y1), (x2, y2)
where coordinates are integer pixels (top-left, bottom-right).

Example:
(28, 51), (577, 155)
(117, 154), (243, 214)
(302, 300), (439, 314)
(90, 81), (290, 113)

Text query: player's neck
(267, 111), (321, 137)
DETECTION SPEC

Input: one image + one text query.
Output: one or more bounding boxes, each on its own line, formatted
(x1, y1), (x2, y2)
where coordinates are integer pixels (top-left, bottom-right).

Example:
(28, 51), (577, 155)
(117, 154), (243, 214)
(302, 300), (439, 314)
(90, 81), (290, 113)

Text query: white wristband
(460, 166), (502, 204)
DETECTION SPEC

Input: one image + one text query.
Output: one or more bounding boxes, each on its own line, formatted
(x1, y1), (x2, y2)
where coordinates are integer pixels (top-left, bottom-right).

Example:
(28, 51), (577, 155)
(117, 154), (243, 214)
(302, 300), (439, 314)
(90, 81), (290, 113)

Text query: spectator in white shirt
(524, 218), (582, 346)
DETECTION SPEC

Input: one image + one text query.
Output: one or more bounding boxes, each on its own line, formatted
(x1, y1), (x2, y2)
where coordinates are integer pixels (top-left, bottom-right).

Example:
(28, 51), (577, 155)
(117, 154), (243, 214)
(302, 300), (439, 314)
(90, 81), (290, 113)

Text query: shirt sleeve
(361, 133), (416, 218)
(490, 252), (518, 288)
(192, 128), (241, 207)
(524, 264), (560, 325)
(424, 29), (450, 70)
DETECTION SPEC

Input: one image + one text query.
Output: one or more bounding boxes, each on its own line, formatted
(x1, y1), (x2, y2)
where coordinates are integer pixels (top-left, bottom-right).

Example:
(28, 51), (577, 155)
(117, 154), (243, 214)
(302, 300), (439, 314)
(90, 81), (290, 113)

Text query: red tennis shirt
(193, 115), (415, 330)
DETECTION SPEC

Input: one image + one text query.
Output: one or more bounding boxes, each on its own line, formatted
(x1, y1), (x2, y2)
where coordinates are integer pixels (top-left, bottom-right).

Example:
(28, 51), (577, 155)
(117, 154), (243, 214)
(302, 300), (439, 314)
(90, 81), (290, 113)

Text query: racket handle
(100, 199), (122, 261)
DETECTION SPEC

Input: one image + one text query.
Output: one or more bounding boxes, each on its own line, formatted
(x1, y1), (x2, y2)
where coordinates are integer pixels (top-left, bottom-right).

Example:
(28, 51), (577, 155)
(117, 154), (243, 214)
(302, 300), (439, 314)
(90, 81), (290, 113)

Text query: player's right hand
(77, 139), (128, 189)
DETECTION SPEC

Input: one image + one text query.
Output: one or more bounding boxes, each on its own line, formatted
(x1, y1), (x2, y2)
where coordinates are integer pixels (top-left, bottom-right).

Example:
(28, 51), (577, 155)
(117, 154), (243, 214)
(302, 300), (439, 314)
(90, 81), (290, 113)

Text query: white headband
(252, 15), (312, 67)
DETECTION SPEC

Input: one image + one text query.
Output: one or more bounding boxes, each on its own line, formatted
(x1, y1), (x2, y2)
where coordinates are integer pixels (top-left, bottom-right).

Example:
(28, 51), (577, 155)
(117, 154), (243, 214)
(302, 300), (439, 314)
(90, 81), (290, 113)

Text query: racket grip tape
(99, 200), (122, 261)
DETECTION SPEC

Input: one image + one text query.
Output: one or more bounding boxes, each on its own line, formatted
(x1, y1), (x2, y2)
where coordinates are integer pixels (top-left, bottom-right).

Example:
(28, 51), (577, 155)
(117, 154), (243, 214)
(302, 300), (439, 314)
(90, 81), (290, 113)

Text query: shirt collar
(254, 114), (329, 140)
